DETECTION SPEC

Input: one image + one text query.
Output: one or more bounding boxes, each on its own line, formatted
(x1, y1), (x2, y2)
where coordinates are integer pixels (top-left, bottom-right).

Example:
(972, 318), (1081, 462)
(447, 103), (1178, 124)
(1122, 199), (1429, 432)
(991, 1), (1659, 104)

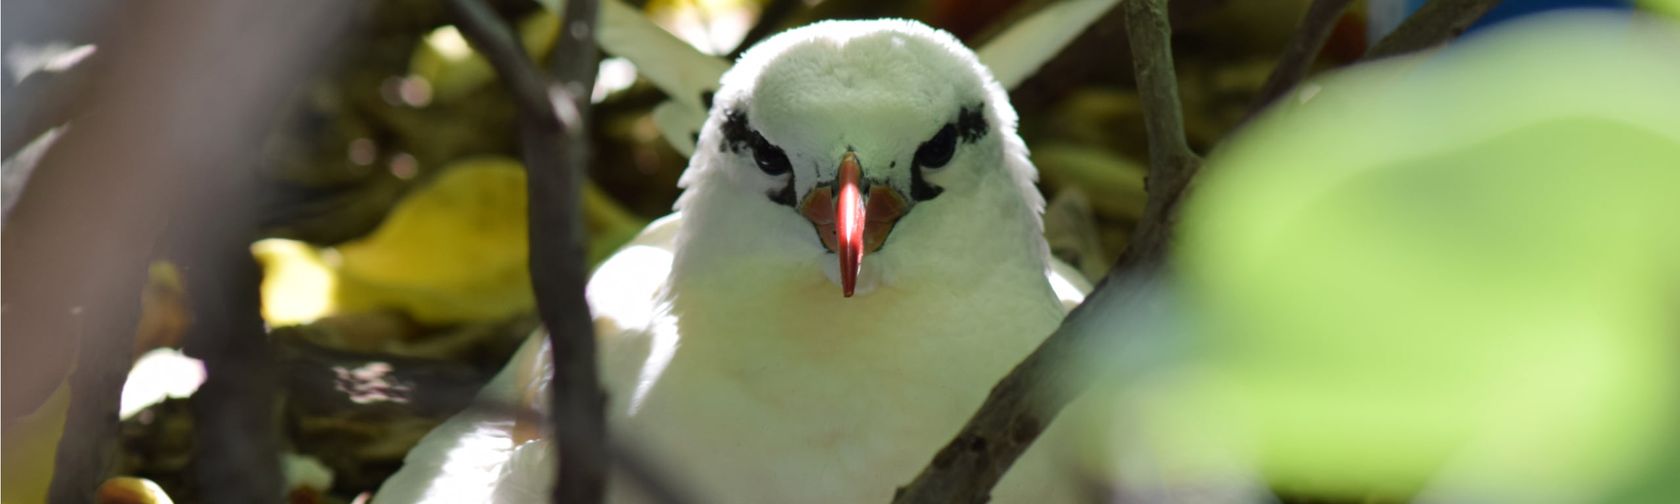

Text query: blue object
(1368, 0), (1635, 45)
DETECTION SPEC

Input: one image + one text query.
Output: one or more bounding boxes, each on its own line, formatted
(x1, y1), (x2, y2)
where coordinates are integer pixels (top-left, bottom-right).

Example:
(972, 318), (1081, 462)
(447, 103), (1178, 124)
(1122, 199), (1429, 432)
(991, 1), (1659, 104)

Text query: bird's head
(673, 19), (1046, 299)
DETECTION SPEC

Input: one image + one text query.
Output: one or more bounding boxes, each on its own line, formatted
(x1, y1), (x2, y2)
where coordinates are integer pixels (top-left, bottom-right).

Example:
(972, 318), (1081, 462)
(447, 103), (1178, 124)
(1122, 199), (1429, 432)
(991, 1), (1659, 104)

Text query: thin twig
(447, 0), (561, 133)
(444, 0), (608, 502)
(183, 242), (285, 503)
(1123, 0), (1200, 193)
(898, 0), (1509, 500)
(1244, 0), (1355, 121)
(175, 3), (351, 501)
(1364, 0), (1502, 61)
(1245, 0), (1499, 126)
(540, 0), (609, 502)
(1000, 0), (1229, 114)
(893, 0), (1199, 501)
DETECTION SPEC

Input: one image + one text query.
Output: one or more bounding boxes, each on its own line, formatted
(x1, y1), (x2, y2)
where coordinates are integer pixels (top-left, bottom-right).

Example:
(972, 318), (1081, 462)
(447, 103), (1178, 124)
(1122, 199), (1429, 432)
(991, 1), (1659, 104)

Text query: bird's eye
(750, 132), (792, 176)
(914, 124), (957, 169)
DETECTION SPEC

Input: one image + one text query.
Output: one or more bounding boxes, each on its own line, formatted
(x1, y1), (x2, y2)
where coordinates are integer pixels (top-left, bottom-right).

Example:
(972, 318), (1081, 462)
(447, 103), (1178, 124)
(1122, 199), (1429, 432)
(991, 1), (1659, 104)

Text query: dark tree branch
(1244, 0), (1355, 121)
(1, 57), (98, 160)
(894, 0), (1200, 501)
(0, 0), (349, 501)
(897, 0), (1514, 501)
(445, 0), (608, 502)
(1003, 0), (1228, 116)
(172, 3), (351, 501)
(175, 5), (354, 499)
(1123, 0), (1201, 193)
(1244, 0), (1498, 123)
(539, 2), (609, 501)
(182, 240), (285, 503)
(448, 0), (562, 132)
(1364, 0), (1502, 61)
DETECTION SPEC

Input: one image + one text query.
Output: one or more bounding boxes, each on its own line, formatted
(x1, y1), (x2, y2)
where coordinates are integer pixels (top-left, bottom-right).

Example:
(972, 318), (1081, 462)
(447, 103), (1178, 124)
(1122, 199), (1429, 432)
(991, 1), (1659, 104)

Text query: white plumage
(376, 10), (1108, 504)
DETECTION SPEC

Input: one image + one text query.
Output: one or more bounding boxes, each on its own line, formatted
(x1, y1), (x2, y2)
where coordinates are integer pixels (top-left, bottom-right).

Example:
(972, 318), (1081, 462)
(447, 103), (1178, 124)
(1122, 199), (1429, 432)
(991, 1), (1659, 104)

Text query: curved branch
(446, 0), (560, 132)
(1244, 0), (1355, 121)
(893, 0), (1199, 501)
(895, 0), (1512, 500)
(444, 0), (607, 502)
(537, 1), (609, 503)
(1246, 0), (1499, 125)
(1364, 0), (1502, 61)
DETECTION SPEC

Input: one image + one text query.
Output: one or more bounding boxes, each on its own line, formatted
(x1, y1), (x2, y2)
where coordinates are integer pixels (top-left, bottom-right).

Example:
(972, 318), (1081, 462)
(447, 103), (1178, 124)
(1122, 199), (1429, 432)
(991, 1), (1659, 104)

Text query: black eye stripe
(719, 108), (791, 175)
(769, 178), (796, 206)
(910, 125), (950, 201)
(914, 124), (957, 169)
(719, 108), (796, 206)
(719, 109), (755, 154)
(956, 104), (988, 143)
(910, 164), (943, 201)
(719, 104), (989, 206)
(907, 104), (987, 202)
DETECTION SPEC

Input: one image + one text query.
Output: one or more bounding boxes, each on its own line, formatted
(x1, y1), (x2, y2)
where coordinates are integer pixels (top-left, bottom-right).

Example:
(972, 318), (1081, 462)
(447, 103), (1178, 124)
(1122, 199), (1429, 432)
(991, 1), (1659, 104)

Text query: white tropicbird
(375, 2), (1121, 501)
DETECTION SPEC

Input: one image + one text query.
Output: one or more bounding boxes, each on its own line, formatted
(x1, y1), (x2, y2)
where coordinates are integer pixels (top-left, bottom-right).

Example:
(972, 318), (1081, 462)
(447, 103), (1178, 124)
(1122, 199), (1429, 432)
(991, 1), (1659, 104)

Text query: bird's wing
(369, 335), (542, 504)
(490, 437), (557, 503)
(977, 0), (1120, 90)
(587, 214), (680, 331)
(372, 215), (683, 503)
(586, 213), (682, 400)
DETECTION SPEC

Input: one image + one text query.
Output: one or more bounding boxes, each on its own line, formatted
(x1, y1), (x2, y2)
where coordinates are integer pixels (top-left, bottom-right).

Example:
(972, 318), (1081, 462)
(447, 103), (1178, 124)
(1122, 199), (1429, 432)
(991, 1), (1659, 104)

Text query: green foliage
(1104, 12), (1680, 501)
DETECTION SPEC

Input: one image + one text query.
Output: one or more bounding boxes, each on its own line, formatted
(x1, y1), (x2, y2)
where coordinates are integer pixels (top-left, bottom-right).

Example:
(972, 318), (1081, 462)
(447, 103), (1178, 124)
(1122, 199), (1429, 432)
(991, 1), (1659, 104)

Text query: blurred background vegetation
(8, 1), (1336, 499)
(4, 0), (1678, 503)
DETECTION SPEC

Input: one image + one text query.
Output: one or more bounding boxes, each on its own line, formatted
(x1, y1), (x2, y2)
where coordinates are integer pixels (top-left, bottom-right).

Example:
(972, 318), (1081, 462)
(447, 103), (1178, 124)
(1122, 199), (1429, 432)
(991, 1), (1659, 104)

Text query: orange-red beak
(835, 154), (865, 296)
(798, 152), (909, 297)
